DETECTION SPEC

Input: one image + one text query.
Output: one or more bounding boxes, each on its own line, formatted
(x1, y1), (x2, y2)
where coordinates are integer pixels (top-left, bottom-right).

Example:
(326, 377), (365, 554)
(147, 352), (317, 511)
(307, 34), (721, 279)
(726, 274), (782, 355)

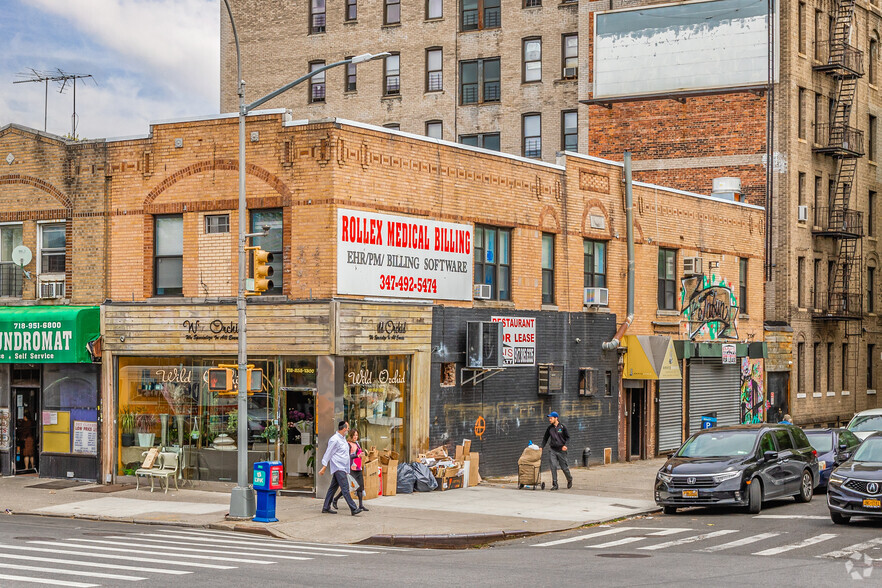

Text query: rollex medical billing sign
(337, 209), (473, 301)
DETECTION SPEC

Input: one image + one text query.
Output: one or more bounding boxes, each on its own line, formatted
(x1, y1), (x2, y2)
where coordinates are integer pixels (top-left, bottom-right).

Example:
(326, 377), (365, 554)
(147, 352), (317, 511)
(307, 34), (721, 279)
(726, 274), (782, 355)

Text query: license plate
(682, 490), (699, 498)
(863, 499), (881, 508)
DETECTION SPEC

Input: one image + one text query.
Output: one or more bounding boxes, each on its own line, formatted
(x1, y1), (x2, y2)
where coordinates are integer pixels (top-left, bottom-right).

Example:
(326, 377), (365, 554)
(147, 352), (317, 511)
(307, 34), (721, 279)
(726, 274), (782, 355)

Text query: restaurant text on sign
(492, 316), (537, 366)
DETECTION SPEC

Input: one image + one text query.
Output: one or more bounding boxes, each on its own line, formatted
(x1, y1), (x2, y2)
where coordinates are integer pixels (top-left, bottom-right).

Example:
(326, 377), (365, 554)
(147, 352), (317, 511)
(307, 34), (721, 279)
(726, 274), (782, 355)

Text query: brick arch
(144, 159), (293, 206)
(538, 206), (560, 232)
(580, 198), (614, 240)
(0, 174), (71, 210)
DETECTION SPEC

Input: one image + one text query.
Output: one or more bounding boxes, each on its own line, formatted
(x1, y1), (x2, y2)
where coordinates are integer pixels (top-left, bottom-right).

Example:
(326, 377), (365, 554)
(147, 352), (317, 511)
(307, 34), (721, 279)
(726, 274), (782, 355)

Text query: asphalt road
(2, 492), (881, 588)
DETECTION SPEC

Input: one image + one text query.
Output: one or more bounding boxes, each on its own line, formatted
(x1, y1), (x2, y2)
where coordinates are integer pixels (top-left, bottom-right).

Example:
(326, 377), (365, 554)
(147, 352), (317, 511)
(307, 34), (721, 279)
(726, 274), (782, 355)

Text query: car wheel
(663, 506), (678, 515)
(747, 479), (762, 514)
(830, 511), (850, 525)
(794, 470), (813, 503)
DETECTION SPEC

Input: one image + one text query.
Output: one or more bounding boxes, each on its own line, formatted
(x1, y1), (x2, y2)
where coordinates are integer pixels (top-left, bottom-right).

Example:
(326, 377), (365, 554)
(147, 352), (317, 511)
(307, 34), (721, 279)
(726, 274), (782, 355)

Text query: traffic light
(208, 368), (234, 393)
(246, 368), (263, 392)
(252, 247), (274, 294)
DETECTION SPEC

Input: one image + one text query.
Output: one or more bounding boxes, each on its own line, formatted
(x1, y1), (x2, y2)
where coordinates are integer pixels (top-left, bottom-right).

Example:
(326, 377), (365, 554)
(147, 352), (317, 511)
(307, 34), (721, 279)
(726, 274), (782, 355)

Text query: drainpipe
(602, 151), (635, 351)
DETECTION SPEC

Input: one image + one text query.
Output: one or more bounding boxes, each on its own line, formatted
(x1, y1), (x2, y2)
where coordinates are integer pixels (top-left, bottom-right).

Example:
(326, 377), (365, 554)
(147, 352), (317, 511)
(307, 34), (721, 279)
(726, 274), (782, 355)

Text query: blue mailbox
(253, 460), (283, 523)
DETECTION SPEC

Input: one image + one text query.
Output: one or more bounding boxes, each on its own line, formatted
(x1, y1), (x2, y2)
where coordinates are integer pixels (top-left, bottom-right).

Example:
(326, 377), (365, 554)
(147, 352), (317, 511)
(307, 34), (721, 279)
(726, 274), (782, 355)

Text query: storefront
(102, 301), (430, 495)
(0, 306), (101, 480)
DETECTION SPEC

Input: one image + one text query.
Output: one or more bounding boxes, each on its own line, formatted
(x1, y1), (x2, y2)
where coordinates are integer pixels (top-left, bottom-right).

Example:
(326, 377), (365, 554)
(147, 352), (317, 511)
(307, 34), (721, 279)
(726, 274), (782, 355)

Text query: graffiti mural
(680, 274), (739, 340)
(740, 358), (765, 424)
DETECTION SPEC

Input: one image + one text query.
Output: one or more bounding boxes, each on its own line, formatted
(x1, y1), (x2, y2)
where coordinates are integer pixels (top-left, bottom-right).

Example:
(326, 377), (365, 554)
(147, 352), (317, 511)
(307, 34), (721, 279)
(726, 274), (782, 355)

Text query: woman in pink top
(333, 429), (368, 511)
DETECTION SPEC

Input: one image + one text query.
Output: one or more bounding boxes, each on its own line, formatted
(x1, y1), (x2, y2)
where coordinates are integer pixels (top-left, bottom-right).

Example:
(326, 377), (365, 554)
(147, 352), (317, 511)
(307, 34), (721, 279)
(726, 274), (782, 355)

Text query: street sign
(701, 412), (718, 429)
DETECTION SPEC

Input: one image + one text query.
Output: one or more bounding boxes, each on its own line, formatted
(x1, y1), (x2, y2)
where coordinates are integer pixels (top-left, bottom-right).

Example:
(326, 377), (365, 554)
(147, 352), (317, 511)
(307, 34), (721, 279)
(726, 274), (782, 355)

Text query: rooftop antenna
(13, 68), (95, 137)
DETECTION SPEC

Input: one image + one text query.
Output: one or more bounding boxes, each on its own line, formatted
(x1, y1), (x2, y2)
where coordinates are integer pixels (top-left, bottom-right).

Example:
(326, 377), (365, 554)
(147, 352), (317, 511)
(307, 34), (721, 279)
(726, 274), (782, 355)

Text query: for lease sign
(337, 209), (473, 301)
(492, 316), (536, 366)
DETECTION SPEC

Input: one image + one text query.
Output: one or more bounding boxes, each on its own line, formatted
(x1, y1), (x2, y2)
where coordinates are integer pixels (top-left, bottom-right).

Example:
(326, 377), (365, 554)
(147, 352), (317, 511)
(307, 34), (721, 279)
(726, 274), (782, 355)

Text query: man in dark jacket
(542, 411), (572, 490)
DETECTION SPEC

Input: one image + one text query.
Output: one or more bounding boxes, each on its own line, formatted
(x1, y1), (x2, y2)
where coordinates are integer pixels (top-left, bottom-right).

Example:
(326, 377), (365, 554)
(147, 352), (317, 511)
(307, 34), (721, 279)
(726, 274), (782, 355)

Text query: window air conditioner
(683, 257), (703, 276)
(473, 283), (492, 300)
(562, 67), (578, 79)
(584, 287), (609, 307)
(39, 280), (65, 300)
(797, 205), (809, 222)
(466, 321), (503, 368)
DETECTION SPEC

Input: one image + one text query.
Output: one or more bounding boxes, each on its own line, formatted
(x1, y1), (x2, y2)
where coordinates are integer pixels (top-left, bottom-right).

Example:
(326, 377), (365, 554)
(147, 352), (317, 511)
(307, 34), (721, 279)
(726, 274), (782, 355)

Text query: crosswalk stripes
(0, 526), (408, 587)
(533, 526), (882, 560)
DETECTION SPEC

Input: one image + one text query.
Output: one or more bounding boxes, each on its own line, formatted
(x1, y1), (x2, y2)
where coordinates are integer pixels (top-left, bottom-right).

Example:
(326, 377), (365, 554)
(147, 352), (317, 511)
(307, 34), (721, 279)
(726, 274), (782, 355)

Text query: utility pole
(13, 69), (94, 136)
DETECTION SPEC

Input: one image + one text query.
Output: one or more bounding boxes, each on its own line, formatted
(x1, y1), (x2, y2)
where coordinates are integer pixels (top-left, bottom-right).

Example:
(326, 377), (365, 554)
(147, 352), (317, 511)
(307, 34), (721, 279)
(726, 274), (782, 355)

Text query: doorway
(13, 374), (40, 475)
(628, 386), (645, 460)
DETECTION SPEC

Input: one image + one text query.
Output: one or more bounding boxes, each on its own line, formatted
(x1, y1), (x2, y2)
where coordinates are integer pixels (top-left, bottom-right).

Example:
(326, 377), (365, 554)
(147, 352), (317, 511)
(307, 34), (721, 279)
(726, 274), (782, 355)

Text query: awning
(0, 306), (100, 364)
(623, 335), (682, 380)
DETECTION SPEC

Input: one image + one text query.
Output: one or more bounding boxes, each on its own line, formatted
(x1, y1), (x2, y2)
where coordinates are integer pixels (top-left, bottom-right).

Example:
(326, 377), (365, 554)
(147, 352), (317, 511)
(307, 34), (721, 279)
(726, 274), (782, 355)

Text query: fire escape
(812, 0), (864, 389)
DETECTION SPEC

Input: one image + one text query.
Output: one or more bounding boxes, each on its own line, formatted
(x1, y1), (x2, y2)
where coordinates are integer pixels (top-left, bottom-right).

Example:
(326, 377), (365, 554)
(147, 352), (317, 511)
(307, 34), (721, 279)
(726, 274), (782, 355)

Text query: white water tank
(711, 177), (741, 201)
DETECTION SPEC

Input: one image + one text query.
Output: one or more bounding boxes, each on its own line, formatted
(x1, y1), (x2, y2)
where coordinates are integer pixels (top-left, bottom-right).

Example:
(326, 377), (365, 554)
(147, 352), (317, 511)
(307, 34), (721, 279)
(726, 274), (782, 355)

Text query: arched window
(870, 34), (879, 85)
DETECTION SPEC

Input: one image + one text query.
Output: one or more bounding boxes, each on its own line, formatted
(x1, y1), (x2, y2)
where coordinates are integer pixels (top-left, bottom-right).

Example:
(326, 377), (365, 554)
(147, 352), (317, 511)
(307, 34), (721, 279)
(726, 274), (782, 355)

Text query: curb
(358, 506), (662, 549)
(12, 510), (214, 528)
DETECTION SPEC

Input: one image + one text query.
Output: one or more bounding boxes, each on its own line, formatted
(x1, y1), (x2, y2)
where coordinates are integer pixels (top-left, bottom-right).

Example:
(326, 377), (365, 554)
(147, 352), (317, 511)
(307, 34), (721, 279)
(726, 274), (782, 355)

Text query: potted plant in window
(119, 407), (136, 447)
(135, 411), (157, 447)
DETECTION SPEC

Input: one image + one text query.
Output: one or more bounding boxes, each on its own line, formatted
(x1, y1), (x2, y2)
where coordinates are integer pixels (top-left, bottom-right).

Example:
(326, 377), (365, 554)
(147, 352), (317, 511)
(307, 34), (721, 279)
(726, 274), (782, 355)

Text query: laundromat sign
(0, 307), (100, 364)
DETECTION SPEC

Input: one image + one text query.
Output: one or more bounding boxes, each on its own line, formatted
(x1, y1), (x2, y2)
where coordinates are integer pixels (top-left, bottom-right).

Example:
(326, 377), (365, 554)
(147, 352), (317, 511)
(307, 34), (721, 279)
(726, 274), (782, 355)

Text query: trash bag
(396, 462), (417, 494)
(412, 462), (438, 492)
(518, 445), (542, 466)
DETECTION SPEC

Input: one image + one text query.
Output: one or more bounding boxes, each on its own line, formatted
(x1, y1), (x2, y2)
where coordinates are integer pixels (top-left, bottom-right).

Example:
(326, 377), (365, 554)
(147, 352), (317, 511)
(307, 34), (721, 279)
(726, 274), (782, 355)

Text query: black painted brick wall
(430, 307), (619, 477)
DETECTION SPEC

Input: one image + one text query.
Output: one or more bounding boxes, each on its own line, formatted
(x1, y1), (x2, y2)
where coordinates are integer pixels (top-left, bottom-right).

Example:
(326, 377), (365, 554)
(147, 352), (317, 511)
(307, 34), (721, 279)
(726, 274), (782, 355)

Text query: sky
(0, 0), (220, 140)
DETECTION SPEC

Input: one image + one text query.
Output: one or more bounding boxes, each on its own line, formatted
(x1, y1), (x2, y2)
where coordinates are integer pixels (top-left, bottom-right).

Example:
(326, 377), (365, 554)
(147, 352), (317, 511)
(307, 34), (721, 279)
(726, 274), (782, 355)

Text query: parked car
(803, 428), (862, 489)
(827, 432), (882, 524)
(655, 424), (819, 515)
(846, 408), (882, 441)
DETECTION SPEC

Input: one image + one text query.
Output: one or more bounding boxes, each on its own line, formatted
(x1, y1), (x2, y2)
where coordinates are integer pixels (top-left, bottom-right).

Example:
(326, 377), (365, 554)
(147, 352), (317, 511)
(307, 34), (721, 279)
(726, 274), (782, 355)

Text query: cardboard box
(379, 449), (400, 465)
(435, 473), (464, 491)
(425, 445), (448, 459)
(454, 439), (472, 463)
(468, 453), (481, 486)
(381, 460), (398, 497)
(362, 459), (380, 500)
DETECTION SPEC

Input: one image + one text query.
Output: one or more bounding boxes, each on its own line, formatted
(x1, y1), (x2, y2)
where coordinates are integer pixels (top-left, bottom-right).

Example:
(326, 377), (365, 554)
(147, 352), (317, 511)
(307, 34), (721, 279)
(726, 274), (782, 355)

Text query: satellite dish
(11, 245), (32, 267)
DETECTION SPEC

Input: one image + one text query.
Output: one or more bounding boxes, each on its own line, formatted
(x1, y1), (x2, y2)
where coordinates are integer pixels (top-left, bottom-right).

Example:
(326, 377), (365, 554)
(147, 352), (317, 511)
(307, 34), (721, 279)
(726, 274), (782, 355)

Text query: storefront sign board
(73, 420), (98, 455)
(0, 306), (100, 363)
(336, 209), (473, 301)
(491, 316), (536, 366)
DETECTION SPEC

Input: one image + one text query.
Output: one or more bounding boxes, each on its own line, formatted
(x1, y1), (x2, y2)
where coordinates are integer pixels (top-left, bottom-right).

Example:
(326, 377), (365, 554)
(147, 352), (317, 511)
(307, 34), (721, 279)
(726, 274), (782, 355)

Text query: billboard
(593, 0), (779, 100)
(336, 208), (473, 301)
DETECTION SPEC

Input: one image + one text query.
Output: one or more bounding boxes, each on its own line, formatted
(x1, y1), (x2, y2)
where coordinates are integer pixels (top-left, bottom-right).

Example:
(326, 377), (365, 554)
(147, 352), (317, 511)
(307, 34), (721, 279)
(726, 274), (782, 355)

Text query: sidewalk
(1, 458), (665, 548)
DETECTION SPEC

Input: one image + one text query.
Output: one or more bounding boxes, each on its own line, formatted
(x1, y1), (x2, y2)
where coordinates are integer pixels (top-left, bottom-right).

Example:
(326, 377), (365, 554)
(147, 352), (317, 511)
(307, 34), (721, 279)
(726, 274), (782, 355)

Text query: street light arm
(245, 53), (389, 114)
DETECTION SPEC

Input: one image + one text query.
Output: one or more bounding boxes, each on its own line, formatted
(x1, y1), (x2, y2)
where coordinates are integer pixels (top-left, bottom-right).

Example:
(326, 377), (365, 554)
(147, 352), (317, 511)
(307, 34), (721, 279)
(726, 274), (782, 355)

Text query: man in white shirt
(319, 420), (362, 515)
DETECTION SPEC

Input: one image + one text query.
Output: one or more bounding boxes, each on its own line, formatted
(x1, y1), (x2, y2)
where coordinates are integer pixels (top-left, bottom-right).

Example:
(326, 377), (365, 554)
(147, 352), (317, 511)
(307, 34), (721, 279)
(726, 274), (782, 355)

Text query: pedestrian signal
(247, 368), (263, 392)
(208, 368), (233, 393)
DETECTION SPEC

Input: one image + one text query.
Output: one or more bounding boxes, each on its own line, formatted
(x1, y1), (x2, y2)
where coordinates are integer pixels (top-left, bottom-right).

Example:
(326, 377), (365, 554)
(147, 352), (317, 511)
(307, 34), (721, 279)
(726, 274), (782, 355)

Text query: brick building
(0, 124), (105, 480)
(0, 112), (764, 484)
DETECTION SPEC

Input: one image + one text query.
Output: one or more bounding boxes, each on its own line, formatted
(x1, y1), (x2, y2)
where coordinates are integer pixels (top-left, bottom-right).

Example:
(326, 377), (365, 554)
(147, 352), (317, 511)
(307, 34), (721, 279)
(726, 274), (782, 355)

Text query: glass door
(281, 357), (317, 492)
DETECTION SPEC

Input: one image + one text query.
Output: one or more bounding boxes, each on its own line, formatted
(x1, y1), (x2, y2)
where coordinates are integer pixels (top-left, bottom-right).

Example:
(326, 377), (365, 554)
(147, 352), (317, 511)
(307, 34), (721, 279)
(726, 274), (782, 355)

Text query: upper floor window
(0, 224), (23, 298)
(459, 133), (500, 151)
(383, 123), (400, 130)
(309, 61), (326, 103)
(541, 233), (555, 304)
(385, 0), (401, 25)
(523, 38), (542, 82)
(561, 110), (577, 151)
(39, 223), (66, 274)
(525, 0), (541, 6)
(205, 214), (230, 234)
(426, 120), (443, 140)
(870, 115), (877, 161)
(798, 2), (806, 54)
(871, 35), (879, 85)
(155, 215), (183, 296)
(870, 191), (877, 236)
(460, 58), (500, 104)
(869, 264), (876, 314)
(562, 34), (578, 78)
(427, 48), (443, 92)
(739, 257), (748, 313)
(523, 113), (541, 158)
(426, 0), (442, 19)
(251, 209), (283, 295)
(798, 87), (806, 140)
(384, 54), (400, 96)
(310, 0), (326, 34)
(345, 60), (357, 92)
(461, 0), (500, 31)
(345, 0), (357, 21)
(474, 225), (511, 300)
(584, 240), (606, 288)
(658, 248), (676, 310)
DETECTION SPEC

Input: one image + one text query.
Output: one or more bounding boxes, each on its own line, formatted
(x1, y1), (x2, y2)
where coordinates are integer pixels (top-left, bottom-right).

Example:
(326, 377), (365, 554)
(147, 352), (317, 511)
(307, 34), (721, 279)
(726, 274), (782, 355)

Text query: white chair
(151, 452), (180, 494)
(135, 450), (159, 491)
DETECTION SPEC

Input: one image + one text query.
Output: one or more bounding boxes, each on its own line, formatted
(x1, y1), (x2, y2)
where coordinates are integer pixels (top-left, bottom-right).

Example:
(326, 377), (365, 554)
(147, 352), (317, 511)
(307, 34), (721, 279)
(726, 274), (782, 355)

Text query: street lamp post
(222, 0), (387, 519)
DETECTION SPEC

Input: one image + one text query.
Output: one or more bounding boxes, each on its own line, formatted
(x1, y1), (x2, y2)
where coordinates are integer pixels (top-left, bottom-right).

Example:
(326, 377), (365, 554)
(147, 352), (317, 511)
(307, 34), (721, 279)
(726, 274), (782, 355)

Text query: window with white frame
(154, 215), (183, 296)
(384, 54), (400, 96)
(0, 224), (23, 298)
(309, 61), (326, 102)
(205, 214), (229, 234)
(523, 113), (541, 158)
(40, 222), (66, 274)
(310, 0), (326, 33)
(426, 0), (442, 19)
(523, 38), (542, 82)
(426, 121), (443, 140)
(427, 48), (443, 92)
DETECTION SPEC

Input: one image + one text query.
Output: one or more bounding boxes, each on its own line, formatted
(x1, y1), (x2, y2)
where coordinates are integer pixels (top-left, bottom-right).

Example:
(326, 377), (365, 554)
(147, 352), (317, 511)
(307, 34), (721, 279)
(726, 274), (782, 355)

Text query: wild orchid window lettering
(343, 356), (409, 456)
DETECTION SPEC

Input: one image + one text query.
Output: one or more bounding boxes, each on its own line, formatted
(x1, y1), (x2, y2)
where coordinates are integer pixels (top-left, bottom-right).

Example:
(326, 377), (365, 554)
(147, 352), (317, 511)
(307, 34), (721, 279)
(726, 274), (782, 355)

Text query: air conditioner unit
(466, 321), (503, 368)
(584, 287), (609, 307)
(473, 283), (492, 300)
(797, 205), (809, 222)
(683, 257), (703, 276)
(562, 67), (578, 79)
(39, 279), (65, 300)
